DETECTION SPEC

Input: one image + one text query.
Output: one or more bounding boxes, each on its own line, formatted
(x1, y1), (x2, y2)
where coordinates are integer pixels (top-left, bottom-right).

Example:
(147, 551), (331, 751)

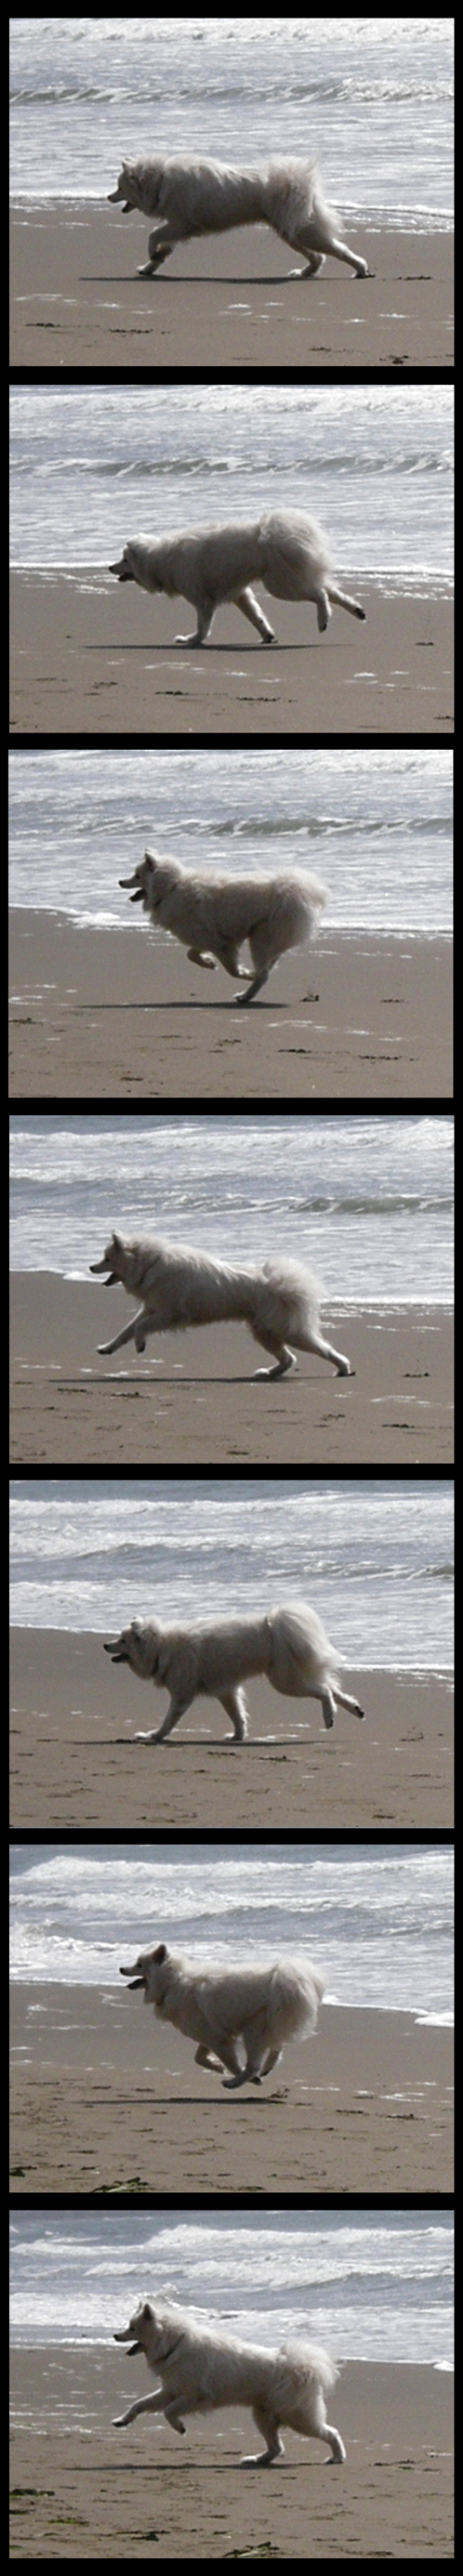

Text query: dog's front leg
(139, 220), (174, 276)
(234, 586), (275, 644)
(135, 1692), (191, 1743)
(113, 2386), (165, 2427)
(98, 1308), (143, 1357)
(176, 595), (215, 647)
(194, 2043), (225, 2073)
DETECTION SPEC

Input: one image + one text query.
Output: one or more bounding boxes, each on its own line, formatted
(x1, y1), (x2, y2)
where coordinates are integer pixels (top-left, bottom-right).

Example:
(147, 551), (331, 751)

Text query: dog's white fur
(118, 1943), (324, 2085)
(113, 2297), (346, 2467)
(109, 510), (366, 647)
(90, 1231), (353, 1379)
(120, 852), (327, 1003)
(108, 151), (368, 284)
(103, 1602), (364, 1741)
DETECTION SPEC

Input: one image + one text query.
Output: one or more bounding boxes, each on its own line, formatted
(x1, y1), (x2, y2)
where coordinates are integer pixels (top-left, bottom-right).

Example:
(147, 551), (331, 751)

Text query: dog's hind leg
(320, 2422), (347, 2463)
(333, 1684), (364, 1718)
(255, 2044), (283, 2077)
(236, 966), (270, 1003)
(238, 2015), (284, 2084)
(290, 224), (367, 278)
(250, 1328), (297, 1380)
(233, 586), (275, 644)
(294, 250), (325, 276)
(326, 583), (365, 621)
(242, 2409), (284, 2466)
(218, 1688), (248, 1741)
(294, 1326), (353, 1377)
(321, 232), (368, 277)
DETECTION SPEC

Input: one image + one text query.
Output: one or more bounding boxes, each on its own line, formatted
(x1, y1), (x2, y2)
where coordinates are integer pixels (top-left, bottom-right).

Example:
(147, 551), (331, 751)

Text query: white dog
(120, 852), (327, 1003)
(113, 2298), (346, 2467)
(118, 1943), (324, 2086)
(90, 1232), (354, 1378)
(109, 509), (366, 647)
(103, 1602), (364, 1740)
(108, 151), (368, 283)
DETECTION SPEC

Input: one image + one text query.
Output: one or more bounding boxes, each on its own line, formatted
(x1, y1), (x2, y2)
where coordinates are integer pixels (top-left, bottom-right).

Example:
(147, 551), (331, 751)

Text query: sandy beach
(9, 1630), (453, 1830)
(9, 1274), (454, 1467)
(9, 204), (454, 370)
(9, 2347), (454, 2559)
(9, 1979), (453, 2197)
(9, 569), (453, 739)
(8, 912), (453, 1101)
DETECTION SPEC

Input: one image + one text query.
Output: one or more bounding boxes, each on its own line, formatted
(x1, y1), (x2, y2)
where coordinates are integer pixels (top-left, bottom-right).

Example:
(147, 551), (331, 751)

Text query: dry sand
(9, 204), (454, 370)
(9, 569), (453, 739)
(9, 1630), (453, 1830)
(9, 1274), (454, 1467)
(8, 912), (453, 1101)
(9, 1981), (454, 2197)
(9, 2348), (454, 2559)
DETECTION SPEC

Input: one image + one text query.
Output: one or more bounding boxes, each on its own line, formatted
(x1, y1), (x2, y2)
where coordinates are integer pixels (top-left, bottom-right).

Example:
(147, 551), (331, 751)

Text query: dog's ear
(153, 1942), (167, 1964)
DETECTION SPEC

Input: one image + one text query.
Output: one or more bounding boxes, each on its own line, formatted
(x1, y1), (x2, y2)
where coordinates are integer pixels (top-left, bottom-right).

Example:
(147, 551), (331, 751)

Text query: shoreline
(9, 1273), (454, 1467)
(8, 911), (453, 1100)
(9, 1983), (454, 2197)
(9, 1630), (453, 1829)
(9, 205), (454, 369)
(9, 2350), (454, 2558)
(9, 570), (454, 738)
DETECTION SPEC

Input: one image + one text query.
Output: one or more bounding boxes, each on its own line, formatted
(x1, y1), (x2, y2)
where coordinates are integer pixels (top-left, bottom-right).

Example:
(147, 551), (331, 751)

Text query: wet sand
(8, 912), (453, 1101)
(9, 1274), (454, 1467)
(9, 2348), (454, 2559)
(9, 569), (454, 738)
(9, 204), (454, 370)
(9, 1630), (453, 1830)
(9, 1982), (453, 2197)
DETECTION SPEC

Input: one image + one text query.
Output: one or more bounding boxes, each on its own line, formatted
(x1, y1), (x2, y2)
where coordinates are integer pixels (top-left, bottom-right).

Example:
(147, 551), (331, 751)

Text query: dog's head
(118, 855), (171, 912)
(118, 857), (152, 906)
(114, 2299), (155, 2350)
(89, 1231), (126, 1283)
(109, 547), (136, 583)
(103, 1620), (162, 1681)
(108, 164), (136, 212)
(109, 542), (160, 589)
(119, 1940), (168, 1999)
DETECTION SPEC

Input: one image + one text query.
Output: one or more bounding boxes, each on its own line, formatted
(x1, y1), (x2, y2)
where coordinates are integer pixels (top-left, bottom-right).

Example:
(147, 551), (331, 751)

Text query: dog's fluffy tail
(266, 158), (337, 245)
(280, 2338), (340, 2399)
(258, 510), (331, 600)
(259, 1257), (323, 1337)
(264, 873), (327, 955)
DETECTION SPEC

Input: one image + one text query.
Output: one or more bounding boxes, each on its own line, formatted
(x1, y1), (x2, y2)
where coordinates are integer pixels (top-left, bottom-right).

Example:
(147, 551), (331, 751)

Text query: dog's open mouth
(104, 1642), (128, 1663)
(120, 1965), (146, 1990)
(119, 876), (145, 901)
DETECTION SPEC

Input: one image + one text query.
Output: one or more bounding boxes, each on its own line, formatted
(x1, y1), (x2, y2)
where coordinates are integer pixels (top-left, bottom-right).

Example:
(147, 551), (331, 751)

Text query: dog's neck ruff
(160, 2330), (185, 2365)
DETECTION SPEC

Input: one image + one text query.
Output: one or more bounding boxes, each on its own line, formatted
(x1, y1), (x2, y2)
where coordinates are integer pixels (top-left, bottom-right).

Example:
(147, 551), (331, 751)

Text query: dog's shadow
(84, 269), (311, 289)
